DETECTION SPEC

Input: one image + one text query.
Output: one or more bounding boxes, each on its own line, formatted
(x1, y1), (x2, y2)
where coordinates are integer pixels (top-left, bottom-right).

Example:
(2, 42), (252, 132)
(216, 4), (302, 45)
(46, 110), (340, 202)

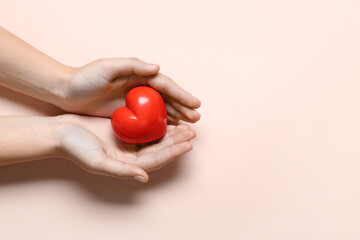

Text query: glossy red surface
(111, 86), (167, 144)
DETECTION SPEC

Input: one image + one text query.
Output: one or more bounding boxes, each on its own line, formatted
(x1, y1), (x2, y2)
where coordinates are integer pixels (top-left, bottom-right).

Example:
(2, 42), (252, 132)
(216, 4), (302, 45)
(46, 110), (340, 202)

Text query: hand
(56, 114), (196, 183)
(0, 28), (201, 123)
(57, 58), (201, 124)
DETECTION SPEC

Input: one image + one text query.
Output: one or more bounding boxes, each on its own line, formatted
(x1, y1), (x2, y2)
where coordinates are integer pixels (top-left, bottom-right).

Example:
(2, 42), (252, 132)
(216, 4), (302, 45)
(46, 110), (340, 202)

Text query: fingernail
(134, 175), (146, 182)
(147, 63), (159, 70)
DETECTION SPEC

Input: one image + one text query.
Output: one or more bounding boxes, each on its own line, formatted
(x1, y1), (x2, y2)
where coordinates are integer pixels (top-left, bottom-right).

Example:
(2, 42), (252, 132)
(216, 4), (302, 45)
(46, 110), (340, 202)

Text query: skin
(0, 115), (195, 183)
(0, 26), (201, 183)
(59, 58), (202, 124)
(0, 26), (201, 124)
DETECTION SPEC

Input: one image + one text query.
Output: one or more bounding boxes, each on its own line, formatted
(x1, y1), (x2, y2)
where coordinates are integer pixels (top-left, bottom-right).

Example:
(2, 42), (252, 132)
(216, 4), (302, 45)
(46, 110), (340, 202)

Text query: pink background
(1, 0), (360, 239)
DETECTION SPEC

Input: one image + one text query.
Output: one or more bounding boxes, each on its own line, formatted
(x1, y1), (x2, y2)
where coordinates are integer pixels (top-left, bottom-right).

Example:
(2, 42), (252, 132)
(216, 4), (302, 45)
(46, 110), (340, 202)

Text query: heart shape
(111, 86), (167, 144)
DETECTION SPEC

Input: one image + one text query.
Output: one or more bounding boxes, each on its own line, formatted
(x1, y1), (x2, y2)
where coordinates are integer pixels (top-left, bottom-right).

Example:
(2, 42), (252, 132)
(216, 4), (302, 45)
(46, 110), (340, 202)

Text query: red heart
(111, 86), (167, 144)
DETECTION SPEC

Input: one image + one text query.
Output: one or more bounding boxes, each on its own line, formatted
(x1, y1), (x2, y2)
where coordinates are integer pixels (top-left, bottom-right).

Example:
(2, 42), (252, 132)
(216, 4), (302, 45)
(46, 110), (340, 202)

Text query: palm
(59, 114), (195, 180)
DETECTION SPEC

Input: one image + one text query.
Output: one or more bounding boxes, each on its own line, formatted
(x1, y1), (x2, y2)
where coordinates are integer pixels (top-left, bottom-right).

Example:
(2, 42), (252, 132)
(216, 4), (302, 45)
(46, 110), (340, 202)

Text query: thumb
(97, 57), (160, 78)
(93, 157), (149, 183)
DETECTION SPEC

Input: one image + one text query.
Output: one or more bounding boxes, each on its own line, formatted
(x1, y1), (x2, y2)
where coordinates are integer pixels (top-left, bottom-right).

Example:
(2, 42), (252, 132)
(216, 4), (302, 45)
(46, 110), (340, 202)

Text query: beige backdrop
(0, 0), (360, 239)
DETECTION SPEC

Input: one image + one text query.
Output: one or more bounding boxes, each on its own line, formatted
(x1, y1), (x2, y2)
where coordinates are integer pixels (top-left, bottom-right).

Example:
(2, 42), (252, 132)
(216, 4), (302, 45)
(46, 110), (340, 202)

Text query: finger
(165, 102), (188, 122)
(89, 157), (149, 183)
(165, 96), (201, 123)
(147, 73), (201, 109)
(98, 58), (160, 79)
(137, 142), (193, 171)
(166, 112), (180, 125)
(141, 124), (189, 150)
(136, 125), (183, 154)
(166, 124), (178, 132)
(166, 124), (190, 138)
(139, 127), (195, 155)
(160, 129), (196, 150)
(136, 124), (181, 150)
(167, 117), (179, 126)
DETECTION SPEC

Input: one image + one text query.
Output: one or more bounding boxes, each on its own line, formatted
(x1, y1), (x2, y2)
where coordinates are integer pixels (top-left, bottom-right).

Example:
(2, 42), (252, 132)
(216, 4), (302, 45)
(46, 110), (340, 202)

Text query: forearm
(0, 26), (73, 105)
(0, 116), (61, 166)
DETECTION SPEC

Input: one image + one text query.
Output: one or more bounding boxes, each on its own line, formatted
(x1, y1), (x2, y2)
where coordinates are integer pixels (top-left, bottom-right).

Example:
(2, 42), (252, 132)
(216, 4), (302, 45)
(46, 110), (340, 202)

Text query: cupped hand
(56, 114), (196, 183)
(57, 58), (201, 124)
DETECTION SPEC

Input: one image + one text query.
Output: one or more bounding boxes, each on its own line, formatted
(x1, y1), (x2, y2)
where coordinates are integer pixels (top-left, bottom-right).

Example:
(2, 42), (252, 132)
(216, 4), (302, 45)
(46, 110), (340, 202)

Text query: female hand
(56, 114), (196, 183)
(57, 58), (201, 124)
(0, 27), (201, 123)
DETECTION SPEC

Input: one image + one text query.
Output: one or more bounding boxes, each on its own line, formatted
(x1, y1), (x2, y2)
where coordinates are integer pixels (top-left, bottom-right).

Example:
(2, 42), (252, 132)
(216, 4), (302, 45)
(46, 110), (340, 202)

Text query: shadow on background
(0, 86), (188, 204)
(0, 157), (186, 204)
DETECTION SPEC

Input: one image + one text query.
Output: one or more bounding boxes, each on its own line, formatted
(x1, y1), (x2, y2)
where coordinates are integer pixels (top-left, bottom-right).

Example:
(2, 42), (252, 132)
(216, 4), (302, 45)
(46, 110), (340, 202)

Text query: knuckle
(128, 57), (140, 62)
(114, 162), (129, 179)
(114, 171), (125, 179)
(96, 58), (113, 72)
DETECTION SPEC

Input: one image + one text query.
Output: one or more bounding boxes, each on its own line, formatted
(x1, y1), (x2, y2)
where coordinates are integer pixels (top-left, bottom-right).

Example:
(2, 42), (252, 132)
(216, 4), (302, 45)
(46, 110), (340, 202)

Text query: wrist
(39, 116), (65, 160)
(47, 64), (77, 107)
(0, 116), (64, 166)
(51, 114), (84, 160)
